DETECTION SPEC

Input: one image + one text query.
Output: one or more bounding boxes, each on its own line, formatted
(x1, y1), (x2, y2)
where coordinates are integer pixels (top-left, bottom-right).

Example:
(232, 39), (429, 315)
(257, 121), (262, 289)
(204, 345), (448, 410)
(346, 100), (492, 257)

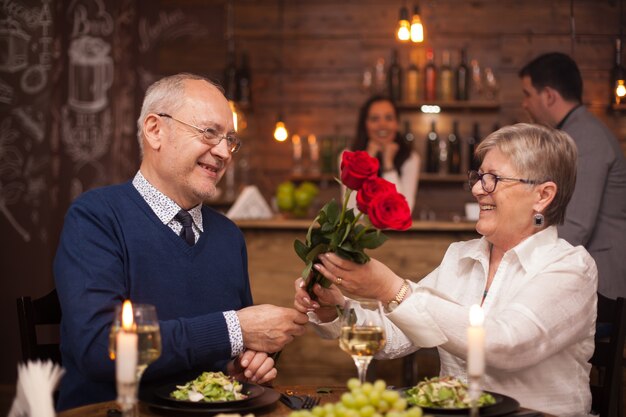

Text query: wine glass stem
(352, 356), (373, 384)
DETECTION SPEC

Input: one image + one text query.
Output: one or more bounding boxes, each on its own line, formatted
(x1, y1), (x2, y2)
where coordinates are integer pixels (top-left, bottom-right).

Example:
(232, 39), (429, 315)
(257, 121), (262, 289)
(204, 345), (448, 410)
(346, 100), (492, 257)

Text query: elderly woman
(294, 123), (597, 417)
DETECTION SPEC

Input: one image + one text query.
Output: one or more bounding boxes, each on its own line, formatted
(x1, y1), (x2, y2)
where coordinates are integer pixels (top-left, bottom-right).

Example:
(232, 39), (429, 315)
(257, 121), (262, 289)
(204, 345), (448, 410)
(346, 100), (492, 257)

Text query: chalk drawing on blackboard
(0, 78), (14, 104)
(0, 18), (31, 73)
(0, 118), (31, 242)
(12, 107), (44, 143)
(20, 0), (54, 95)
(138, 10), (210, 53)
(68, 36), (113, 113)
(61, 106), (111, 165)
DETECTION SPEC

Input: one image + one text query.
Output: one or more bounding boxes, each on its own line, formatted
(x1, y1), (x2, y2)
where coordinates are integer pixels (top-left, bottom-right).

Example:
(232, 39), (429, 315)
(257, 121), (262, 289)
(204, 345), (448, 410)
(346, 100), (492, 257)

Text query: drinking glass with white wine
(339, 299), (386, 384)
(109, 302), (162, 416)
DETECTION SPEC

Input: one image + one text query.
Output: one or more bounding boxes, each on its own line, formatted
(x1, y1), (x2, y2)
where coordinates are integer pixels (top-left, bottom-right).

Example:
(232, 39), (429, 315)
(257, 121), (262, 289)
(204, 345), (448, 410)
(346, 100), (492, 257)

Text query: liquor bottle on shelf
(403, 121), (415, 143)
(470, 58), (482, 100)
(224, 54), (238, 101)
(374, 57), (386, 94)
(237, 51), (252, 108)
(467, 122), (480, 171)
(405, 50), (420, 103)
(388, 49), (402, 102)
(455, 48), (470, 101)
(426, 120), (440, 173)
(424, 47), (437, 101)
(448, 120), (462, 174)
(611, 38), (625, 105)
(439, 50), (454, 101)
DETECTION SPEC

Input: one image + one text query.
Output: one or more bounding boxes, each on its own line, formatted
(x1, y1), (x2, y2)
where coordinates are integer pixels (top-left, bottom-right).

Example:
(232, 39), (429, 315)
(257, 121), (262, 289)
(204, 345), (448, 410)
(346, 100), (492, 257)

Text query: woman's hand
(314, 253), (403, 302)
(294, 277), (343, 322)
(382, 142), (399, 171)
(227, 350), (277, 384)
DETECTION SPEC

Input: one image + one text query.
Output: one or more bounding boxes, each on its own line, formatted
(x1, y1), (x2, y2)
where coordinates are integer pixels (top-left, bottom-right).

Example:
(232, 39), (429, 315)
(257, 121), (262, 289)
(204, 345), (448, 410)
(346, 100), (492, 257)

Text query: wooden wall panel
(229, 0), (626, 214)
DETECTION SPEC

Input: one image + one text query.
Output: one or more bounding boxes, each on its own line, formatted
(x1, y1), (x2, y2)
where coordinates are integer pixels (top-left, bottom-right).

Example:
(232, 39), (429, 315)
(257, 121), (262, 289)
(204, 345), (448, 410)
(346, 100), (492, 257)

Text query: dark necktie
(175, 209), (195, 246)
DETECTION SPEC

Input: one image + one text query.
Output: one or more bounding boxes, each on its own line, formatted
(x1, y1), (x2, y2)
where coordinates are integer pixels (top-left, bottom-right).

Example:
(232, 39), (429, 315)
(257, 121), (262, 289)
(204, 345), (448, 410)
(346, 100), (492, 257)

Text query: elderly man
(519, 52), (626, 300)
(54, 73), (308, 410)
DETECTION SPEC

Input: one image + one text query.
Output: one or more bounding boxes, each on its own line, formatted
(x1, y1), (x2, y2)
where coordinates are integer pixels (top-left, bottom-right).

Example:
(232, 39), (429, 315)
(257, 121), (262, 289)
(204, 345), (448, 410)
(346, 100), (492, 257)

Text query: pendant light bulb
(616, 79), (626, 102)
(397, 6), (410, 42)
(274, 120), (288, 142)
(410, 5), (424, 43)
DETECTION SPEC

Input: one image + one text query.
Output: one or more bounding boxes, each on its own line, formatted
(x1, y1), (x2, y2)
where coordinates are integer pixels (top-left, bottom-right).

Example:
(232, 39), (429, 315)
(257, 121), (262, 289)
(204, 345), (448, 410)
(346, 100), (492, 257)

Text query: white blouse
(310, 227), (597, 417)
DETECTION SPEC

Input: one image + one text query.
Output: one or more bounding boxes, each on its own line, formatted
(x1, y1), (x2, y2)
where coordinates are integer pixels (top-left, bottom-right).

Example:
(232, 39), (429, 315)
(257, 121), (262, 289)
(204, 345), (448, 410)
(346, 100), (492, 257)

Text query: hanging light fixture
(396, 6), (410, 42)
(274, 0), (289, 142)
(225, 0), (246, 133)
(273, 117), (288, 141)
(613, 0), (625, 105)
(410, 5), (424, 43)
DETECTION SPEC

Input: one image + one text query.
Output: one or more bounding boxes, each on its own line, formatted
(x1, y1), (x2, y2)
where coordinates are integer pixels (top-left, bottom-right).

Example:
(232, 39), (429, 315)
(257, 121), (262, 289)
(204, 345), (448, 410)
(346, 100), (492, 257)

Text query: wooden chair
(16, 289), (62, 364)
(590, 293), (626, 417)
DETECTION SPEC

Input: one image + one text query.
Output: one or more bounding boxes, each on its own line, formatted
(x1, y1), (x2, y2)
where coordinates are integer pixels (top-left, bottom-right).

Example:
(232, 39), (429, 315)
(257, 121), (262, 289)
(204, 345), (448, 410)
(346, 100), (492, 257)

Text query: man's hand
(236, 305), (308, 352)
(226, 350), (277, 384)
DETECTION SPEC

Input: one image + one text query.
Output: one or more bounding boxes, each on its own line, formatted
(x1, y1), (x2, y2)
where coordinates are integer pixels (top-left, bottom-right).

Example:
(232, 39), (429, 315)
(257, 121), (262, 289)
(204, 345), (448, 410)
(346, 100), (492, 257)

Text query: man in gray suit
(519, 52), (626, 300)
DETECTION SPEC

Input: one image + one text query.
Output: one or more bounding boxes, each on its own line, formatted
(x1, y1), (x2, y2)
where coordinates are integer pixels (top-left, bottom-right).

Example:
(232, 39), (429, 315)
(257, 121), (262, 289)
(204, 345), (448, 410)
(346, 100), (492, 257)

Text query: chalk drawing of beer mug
(68, 36), (114, 113)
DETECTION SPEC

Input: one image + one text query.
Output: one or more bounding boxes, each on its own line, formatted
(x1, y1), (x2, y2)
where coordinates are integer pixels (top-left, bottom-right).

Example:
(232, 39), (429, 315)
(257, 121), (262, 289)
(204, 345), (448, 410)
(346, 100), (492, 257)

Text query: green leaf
(305, 243), (329, 262)
(305, 214), (321, 245)
(294, 239), (309, 262)
(301, 262), (313, 280)
(335, 247), (360, 263)
(359, 230), (389, 249)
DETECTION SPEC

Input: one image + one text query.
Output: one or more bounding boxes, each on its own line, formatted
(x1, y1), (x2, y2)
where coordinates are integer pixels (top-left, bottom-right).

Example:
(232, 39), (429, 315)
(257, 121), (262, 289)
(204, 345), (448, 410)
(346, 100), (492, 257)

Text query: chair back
(16, 289), (62, 364)
(590, 293), (626, 417)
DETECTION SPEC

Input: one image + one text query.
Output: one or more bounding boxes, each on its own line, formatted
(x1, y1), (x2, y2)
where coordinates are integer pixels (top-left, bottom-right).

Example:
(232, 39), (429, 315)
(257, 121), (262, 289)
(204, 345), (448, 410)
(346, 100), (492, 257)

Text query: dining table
(56, 385), (557, 417)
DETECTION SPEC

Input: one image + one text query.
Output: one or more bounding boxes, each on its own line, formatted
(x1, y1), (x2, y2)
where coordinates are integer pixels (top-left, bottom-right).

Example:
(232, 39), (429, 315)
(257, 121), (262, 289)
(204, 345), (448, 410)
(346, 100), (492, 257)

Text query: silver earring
(533, 212), (545, 227)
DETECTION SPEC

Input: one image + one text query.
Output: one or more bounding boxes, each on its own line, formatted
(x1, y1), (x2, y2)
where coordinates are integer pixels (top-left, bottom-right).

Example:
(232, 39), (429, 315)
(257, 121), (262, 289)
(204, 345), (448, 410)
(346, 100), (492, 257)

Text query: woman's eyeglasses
(468, 170), (540, 193)
(158, 113), (241, 154)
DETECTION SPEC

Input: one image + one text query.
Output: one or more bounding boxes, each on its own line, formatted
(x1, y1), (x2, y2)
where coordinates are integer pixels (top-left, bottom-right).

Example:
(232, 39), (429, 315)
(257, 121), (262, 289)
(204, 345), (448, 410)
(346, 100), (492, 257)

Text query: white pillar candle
(308, 134), (319, 162)
(116, 300), (138, 383)
(467, 304), (485, 377)
(292, 134), (302, 160)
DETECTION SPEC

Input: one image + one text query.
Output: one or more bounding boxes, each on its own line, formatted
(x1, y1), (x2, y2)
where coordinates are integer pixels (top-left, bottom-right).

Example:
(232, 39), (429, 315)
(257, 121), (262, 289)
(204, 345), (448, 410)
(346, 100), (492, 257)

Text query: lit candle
(292, 134), (302, 160)
(116, 300), (138, 383)
(467, 304), (485, 377)
(308, 134), (319, 163)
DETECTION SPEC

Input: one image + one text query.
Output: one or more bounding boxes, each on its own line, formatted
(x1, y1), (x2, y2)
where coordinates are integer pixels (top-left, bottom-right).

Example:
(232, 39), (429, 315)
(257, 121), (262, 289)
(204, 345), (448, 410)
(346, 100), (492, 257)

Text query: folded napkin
(8, 360), (64, 417)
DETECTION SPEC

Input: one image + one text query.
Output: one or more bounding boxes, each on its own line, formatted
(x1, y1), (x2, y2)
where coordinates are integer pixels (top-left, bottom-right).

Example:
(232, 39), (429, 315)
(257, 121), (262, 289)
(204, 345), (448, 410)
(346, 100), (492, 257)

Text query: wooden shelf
(610, 103), (626, 111)
(289, 173), (337, 182)
(397, 100), (500, 112)
(420, 173), (468, 183)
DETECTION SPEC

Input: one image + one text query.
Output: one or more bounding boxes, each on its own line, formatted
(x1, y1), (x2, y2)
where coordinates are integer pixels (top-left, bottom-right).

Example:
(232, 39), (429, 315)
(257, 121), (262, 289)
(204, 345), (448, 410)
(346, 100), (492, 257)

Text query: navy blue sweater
(54, 181), (252, 410)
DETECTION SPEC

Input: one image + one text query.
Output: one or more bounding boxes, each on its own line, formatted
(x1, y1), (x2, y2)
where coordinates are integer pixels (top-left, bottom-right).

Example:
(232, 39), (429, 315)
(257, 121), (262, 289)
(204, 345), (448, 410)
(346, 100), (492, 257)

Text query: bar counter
(236, 217), (479, 387)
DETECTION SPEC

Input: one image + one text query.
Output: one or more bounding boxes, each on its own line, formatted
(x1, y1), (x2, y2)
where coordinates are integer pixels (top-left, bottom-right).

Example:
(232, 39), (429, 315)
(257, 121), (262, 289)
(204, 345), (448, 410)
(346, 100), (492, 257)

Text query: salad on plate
(404, 376), (497, 409)
(170, 371), (248, 403)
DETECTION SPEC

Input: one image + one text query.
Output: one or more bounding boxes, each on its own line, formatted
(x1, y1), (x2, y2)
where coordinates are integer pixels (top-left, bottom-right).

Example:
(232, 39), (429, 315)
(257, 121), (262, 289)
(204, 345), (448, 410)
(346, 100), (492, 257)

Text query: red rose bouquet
(294, 150), (412, 297)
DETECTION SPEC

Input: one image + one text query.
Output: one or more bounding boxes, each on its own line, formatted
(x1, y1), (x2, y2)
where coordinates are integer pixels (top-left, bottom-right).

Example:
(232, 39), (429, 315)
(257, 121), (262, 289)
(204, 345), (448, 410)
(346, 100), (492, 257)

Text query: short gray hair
(136, 73), (223, 156)
(475, 123), (577, 226)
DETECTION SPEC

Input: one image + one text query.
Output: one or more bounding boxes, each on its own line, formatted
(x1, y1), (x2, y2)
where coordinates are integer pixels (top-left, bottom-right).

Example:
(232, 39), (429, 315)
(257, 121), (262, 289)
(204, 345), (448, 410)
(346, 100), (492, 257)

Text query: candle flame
(121, 300), (134, 331)
(469, 304), (484, 327)
(307, 134), (317, 145)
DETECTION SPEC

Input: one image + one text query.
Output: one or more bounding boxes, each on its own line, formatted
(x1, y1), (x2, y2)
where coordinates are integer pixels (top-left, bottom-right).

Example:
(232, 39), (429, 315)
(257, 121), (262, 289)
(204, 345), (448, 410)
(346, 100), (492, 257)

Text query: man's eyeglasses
(157, 113), (241, 154)
(468, 170), (540, 193)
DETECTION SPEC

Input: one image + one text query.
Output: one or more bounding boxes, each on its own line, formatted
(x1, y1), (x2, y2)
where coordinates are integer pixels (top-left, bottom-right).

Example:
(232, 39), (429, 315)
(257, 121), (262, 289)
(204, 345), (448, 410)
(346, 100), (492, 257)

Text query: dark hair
(518, 52), (583, 102)
(349, 95), (411, 175)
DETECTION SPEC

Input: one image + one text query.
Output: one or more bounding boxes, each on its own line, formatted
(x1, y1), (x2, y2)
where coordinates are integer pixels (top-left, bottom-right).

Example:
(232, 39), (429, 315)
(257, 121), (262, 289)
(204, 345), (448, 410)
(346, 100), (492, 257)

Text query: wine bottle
(388, 49), (403, 102)
(224, 54), (238, 101)
(611, 38), (625, 105)
(424, 48), (437, 101)
(237, 51), (252, 108)
(467, 122), (480, 171)
(448, 121), (462, 174)
(426, 120), (440, 173)
(455, 48), (470, 101)
(403, 120), (415, 143)
(405, 50), (419, 103)
(439, 50), (454, 101)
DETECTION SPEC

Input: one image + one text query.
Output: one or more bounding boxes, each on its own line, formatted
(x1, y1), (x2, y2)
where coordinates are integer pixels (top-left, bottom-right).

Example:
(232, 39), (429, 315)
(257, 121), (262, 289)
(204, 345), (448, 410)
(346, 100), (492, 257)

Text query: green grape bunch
(288, 379), (423, 417)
